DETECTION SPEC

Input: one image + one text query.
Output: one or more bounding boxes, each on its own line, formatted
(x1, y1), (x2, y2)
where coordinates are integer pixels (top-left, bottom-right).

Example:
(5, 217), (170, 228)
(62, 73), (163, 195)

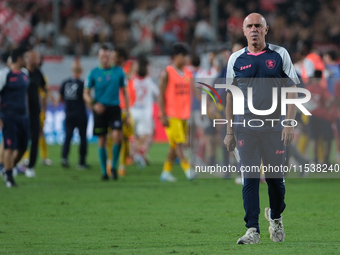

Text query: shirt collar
(245, 43), (269, 54)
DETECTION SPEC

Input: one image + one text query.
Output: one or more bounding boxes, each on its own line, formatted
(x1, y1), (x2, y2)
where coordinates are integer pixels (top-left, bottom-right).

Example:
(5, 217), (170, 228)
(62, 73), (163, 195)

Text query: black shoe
(111, 168), (118, 180)
(77, 164), (90, 170)
(102, 174), (109, 181)
(61, 159), (70, 168)
(2, 171), (17, 188)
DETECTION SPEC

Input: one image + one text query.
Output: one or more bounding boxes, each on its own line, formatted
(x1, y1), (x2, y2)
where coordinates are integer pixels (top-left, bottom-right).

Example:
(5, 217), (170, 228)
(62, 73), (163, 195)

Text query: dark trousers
(62, 116), (88, 164)
(235, 126), (286, 233)
(28, 113), (40, 168)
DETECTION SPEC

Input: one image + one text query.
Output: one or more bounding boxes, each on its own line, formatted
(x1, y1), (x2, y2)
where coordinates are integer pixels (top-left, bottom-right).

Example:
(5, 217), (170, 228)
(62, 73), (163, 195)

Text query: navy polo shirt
(226, 43), (299, 131)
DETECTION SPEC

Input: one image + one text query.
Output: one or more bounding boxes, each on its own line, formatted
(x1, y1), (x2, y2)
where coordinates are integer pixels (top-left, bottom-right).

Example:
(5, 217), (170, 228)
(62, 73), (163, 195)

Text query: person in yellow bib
(159, 43), (197, 182)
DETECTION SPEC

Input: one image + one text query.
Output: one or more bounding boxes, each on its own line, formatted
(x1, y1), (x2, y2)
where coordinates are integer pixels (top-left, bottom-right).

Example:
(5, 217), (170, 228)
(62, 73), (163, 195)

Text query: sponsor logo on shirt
(240, 64), (252, 71)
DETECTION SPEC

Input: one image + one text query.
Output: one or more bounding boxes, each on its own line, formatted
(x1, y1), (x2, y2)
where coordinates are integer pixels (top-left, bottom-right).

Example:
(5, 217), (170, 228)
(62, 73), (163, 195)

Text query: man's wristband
(226, 133), (234, 135)
(91, 99), (96, 106)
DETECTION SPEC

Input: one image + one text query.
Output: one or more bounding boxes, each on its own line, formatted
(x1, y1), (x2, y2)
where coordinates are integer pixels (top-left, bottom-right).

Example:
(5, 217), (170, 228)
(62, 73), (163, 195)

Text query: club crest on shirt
(238, 140), (244, 147)
(97, 77), (102, 82)
(265, 59), (276, 69)
(185, 77), (189, 83)
(106, 75), (111, 81)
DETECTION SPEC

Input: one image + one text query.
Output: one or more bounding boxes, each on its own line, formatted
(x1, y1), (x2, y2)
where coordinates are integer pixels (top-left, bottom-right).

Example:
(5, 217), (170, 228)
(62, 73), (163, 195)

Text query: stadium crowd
(1, 0), (340, 59)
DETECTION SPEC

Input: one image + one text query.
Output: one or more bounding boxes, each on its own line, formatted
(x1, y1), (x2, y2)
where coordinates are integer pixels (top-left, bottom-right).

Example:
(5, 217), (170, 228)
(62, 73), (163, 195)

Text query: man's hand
(93, 103), (106, 115)
(282, 126), (294, 146)
(125, 113), (131, 126)
(224, 134), (236, 151)
(160, 115), (169, 127)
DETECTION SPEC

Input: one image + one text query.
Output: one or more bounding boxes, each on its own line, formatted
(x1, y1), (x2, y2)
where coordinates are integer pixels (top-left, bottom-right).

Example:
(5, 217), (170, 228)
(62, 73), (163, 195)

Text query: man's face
(19, 55), (26, 68)
(208, 52), (216, 65)
(175, 53), (188, 67)
(110, 51), (117, 66)
(98, 49), (111, 68)
(25, 51), (38, 68)
(323, 54), (331, 64)
(111, 51), (125, 66)
(243, 14), (268, 47)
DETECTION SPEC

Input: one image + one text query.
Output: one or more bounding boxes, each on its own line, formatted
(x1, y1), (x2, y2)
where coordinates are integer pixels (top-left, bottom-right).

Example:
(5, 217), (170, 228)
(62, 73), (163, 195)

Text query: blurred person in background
(300, 41), (325, 81)
(130, 56), (159, 167)
(106, 47), (135, 177)
(59, 60), (88, 169)
(188, 54), (208, 167)
(0, 56), (12, 172)
(196, 50), (220, 167)
(323, 50), (340, 163)
(24, 50), (47, 178)
(22, 53), (53, 167)
(0, 47), (30, 187)
(77, 10), (111, 55)
(305, 70), (335, 165)
(159, 43), (196, 182)
(297, 41), (326, 163)
(37, 53), (54, 166)
(323, 50), (340, 94)
(83, 44), (129, 181)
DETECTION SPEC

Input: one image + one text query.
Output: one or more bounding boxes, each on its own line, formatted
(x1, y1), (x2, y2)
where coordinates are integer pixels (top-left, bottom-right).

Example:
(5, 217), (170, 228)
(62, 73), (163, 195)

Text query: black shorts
(307, 116), (334, 141)
(2, 115), (29, 150)
(93, 105), (122, 135)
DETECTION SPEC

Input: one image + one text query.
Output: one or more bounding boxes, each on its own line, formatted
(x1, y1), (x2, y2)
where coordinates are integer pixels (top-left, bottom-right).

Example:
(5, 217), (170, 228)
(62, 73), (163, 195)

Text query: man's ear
(265, 25), (269, 35)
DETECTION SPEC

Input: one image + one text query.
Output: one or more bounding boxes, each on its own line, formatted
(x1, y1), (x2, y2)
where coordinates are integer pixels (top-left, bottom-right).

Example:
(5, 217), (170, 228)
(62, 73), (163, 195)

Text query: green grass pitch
(1, 143), (340, 254)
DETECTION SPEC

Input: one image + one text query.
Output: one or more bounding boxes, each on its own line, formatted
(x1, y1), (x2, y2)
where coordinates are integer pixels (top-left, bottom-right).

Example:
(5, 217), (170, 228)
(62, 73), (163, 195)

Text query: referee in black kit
(59, 60), (88, 169)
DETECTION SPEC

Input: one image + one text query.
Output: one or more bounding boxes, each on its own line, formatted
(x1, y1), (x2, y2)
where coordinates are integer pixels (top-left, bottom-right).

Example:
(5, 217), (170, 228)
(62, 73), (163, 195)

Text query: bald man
(59, 61), (88, 169)
(224, 13), (299, 244)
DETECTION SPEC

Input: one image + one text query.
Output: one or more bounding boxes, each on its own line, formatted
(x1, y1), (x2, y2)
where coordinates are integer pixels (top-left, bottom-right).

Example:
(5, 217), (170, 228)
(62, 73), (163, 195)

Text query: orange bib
(164, 65), (192, 119)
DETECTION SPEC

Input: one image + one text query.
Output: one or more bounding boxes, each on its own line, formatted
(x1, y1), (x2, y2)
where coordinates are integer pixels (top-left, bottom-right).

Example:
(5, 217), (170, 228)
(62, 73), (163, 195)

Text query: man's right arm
(59, 81), (65, 104)
(0, 68), (8, 128)
(224, 92), (236, 151)
(0, 68), (9, 92)
(158, 69), (168, 127)
(223, 56), (237, 151)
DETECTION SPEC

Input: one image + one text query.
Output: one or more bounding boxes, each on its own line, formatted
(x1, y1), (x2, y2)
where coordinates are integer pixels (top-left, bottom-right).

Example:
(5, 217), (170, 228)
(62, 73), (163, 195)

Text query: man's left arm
(121, 71), (130, 124)
(281, 48), (299, 146)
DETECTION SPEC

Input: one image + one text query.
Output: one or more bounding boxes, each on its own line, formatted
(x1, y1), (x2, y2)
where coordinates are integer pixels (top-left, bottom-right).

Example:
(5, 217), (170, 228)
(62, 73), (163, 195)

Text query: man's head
(98, 44), (111, 69)
(191, 54), (201, 68)
(25, 50), (39, 70)
(298, 40), (313, 57)
(323, 50), (338, 64)
(72, 60), (83, 78)
(208, 50), (217, 66)
(111, 47), (128, 67)
(171, 43), (189, 68)
(232, 38), (247, 53)
(137, 55), (148, 78)
(10, 46), (28, 68)
(243, 13), (268, 48)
